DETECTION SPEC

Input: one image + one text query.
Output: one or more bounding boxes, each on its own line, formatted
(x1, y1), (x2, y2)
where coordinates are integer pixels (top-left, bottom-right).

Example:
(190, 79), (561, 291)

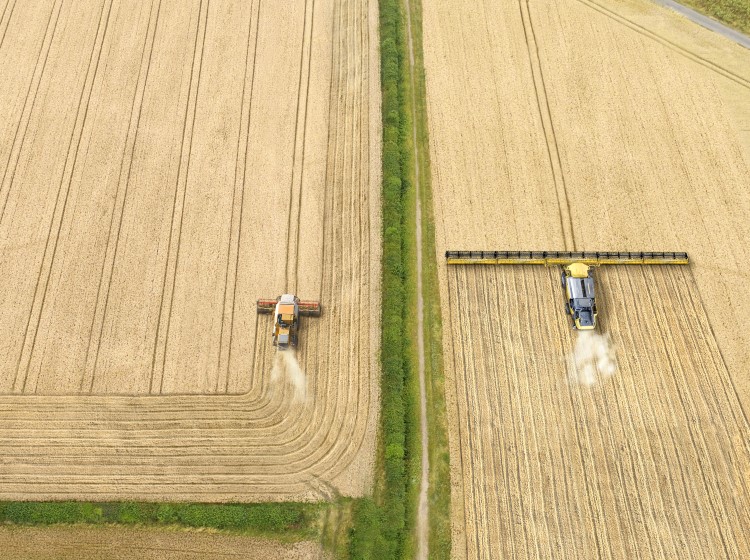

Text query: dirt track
(0, 0), (380, 501)
(0, 526), (328, 560)
(423, 0), (750, 557)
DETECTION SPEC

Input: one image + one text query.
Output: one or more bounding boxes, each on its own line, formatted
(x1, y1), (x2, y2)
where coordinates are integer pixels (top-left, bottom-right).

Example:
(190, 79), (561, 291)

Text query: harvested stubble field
(0, 526), (329, 560)
(0, 0), (380, 501)
(423, 0), (750, 557)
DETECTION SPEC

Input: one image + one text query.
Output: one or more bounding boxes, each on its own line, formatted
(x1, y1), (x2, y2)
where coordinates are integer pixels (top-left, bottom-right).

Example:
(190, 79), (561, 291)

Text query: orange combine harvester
(256, 294), (322, 350)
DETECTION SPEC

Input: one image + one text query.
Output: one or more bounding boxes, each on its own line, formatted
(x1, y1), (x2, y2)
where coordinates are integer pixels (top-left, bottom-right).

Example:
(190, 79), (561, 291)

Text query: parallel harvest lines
(284, 0), (315, 294)
(150, 0), (210, 394)
(16, 0), (114, 395)
(0, 0), (62, 223)
(215, 0), (261, 395)
(445, 266), (750, 559)
(82, 0), (163, 394)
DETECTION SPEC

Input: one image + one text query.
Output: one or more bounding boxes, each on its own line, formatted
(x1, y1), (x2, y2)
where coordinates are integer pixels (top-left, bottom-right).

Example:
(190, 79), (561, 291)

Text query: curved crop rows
(423, 0), (750, 557)
(0, 0), (380, 501)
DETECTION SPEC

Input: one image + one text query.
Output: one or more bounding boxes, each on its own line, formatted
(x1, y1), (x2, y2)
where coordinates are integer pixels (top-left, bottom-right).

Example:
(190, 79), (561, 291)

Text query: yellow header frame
(445, 251), (689, 266)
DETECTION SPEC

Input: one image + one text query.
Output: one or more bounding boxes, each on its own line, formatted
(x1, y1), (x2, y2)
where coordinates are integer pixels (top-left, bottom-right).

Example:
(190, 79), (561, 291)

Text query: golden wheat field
(0, 0), (380, 502)
(0, 526), (330, 560)
(423, 0), (750, 557)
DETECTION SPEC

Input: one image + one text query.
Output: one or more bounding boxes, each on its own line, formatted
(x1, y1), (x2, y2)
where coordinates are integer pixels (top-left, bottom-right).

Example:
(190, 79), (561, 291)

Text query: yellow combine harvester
(257, 294), (321, 350)
(445, 251), (689, 330)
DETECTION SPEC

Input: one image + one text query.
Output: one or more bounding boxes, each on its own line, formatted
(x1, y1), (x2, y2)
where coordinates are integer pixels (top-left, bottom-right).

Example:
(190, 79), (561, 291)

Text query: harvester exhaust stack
(257, 294), (321, 349)
(445, 250), (689, 330)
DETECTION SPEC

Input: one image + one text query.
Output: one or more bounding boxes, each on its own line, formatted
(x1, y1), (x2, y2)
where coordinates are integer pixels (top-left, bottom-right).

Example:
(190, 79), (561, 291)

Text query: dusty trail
(422, 0), (750, 556)
(0, 0), (381, 502)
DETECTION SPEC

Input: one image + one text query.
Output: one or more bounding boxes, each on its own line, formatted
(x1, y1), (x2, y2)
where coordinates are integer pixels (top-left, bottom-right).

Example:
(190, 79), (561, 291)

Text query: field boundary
(402, 0), (451, 557)
(578, 0), (750, 89)
(0, 501), (320, 542)
(348, 0), (419, 557)
(347, 0), (450, 557)
(667, 0), (750, 39)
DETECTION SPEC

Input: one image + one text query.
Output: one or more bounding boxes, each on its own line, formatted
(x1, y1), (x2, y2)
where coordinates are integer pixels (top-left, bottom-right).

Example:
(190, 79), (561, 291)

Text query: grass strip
(402, 0), (451, 556)
(348, 0), (446, 556)
(401, 6), (421, 556)
(348, 0), (418, 557)
(0, 501), (320, 540)
(675, 0), (750, 35)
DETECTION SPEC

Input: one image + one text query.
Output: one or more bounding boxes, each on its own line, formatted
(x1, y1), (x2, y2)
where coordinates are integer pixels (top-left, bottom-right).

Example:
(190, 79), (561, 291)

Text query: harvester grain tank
(445, 251), (689, 329)
(256, 294), (321, 350)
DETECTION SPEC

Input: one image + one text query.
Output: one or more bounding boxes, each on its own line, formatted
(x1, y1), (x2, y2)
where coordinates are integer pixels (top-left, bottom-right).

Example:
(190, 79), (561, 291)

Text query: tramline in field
(445, 251), (689, 329)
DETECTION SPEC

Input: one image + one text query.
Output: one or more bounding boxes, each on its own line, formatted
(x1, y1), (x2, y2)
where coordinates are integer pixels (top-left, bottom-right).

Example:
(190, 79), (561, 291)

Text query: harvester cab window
(569, 279), (585, 300)
(583, 277), (595, 297)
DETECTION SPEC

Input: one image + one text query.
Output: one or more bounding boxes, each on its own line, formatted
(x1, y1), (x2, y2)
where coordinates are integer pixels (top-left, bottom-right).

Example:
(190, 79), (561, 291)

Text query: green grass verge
(348, 0), (418, 557)
(401, 14), (421, 558)
(320, 498), (358, 559)
(0, 501), (320, 541)
(349, 0), (448, 557)
(402, 0), (452, 557)
(676, 0), (750, 35)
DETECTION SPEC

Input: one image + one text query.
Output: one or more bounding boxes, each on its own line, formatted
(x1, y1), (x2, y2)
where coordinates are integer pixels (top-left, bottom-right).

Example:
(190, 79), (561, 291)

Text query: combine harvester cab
(445, 251), (689, 330)
(257, 294), (322, 350)
(561, 263), (597, 330)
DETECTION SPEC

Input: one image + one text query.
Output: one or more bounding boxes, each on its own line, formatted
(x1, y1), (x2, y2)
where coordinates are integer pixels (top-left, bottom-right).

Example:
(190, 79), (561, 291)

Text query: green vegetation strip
(348, 0), (416, 557)
(402, 0), (451, 556)
(0, 501), (320, 540)
(349, 0), (442, 557)
(677, 0), (750, 35)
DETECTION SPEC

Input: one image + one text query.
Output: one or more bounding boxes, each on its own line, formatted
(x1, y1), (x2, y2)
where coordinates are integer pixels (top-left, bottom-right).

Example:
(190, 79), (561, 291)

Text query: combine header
(257, 294), (321, 350)
(445, 251), (689, 330)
